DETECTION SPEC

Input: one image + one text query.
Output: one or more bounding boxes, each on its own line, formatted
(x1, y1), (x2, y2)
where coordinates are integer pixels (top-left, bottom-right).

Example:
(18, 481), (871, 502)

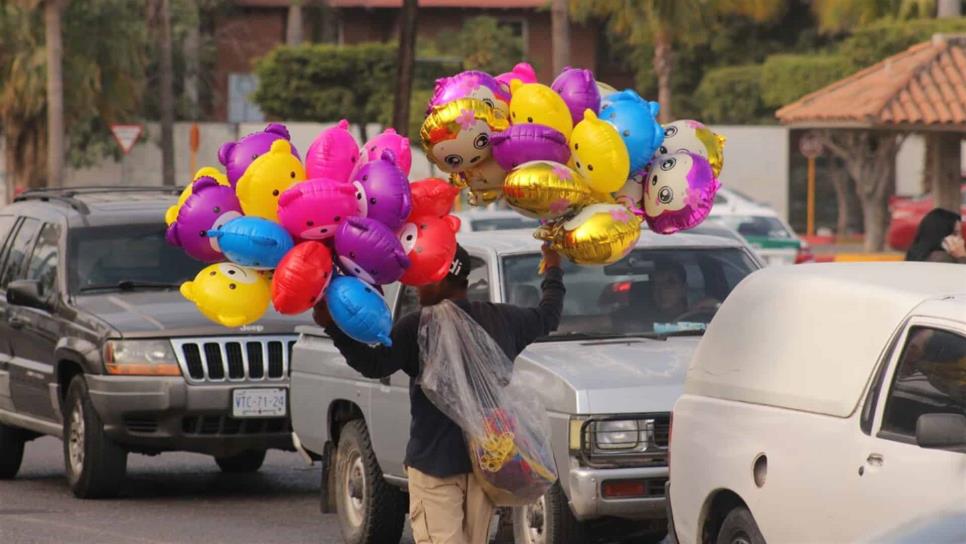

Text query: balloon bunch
(420, 63), (726, 265)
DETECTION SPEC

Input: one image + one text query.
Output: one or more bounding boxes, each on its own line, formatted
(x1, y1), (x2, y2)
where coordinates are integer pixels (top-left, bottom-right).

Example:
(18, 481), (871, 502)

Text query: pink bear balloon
(304, 119), (360, 183)
(278, 178), (359, 241)
(350, 128), (412, 178)
(496, 62), (537, 88)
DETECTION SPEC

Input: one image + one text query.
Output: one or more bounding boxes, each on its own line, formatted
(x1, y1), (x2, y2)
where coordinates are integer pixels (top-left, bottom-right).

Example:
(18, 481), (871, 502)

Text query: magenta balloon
(491, 124), (571, 171)
(304, 119), (359, 183)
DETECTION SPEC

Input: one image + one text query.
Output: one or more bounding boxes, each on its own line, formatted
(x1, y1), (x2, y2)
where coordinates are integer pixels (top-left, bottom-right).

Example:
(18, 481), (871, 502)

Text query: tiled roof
(777, 34), (966, 128)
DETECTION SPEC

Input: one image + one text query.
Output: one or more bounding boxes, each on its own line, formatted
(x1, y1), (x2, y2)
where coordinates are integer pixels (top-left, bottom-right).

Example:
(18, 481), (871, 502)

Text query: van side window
(0, 218), (41, 290)
(24, 223), (61, 298)
(466, 257), (489, 303)
(880, 327), (966, 441)
(0, 216), (18, 272)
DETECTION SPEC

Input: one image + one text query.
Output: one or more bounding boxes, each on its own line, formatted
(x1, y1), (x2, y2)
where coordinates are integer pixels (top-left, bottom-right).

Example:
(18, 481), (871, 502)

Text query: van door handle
(8, 317), (25, 329)
(866, 453), (884, 467)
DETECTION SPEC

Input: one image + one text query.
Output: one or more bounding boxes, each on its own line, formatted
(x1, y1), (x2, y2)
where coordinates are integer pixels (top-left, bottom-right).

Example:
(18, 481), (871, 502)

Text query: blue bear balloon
(325, 275), (392, 346)
(599, 90), (664, 174)
(207, 216), (294, 270)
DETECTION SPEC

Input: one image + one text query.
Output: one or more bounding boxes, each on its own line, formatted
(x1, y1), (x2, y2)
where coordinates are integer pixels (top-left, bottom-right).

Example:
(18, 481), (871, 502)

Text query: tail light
(795, 241), (815, 264)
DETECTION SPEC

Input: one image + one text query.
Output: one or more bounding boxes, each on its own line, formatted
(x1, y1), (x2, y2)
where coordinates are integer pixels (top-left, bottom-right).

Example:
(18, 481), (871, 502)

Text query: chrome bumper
(567, 465), (668, 521)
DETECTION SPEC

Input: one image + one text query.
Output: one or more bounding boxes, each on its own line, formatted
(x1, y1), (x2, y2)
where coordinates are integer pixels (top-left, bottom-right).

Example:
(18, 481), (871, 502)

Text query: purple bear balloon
(304, 119), (359, 183)
(218, 123), (300, 187)
(428, 70), (511, 115)
(166, 177), (243, 262)
(335, 217), (410, 286)
(551, 67), (602, 126)
(491, 124), (571, 171)
(351, 150), (413, 231)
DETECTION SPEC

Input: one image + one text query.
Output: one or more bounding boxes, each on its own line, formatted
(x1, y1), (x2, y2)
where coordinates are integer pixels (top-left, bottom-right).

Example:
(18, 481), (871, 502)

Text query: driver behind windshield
(614, 260), (719, 331)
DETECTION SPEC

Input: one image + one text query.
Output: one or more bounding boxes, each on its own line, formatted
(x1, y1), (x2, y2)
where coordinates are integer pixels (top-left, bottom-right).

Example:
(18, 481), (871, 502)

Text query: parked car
(708, 204), (812, 266)
(456, 209), (541, 232)
(713, 187), (763, 208)
(0, 187), (307, 498)
(667, 263), (966, 544)
(291, 229), (763, 544)
(887, 184), (966, 251)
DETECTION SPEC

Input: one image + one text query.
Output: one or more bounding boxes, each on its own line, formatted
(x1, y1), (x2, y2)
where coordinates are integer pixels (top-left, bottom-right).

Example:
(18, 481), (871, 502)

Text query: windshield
(69, 225), (204, 293)
(470, 217), (541, 231)
(712, 215), (796, 240)
(501, 248), (757, 338)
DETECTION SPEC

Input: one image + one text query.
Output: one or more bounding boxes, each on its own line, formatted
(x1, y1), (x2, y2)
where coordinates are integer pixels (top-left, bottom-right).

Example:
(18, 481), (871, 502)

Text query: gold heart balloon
(503, 161), (598, 220)
(536, 203), (641, 265)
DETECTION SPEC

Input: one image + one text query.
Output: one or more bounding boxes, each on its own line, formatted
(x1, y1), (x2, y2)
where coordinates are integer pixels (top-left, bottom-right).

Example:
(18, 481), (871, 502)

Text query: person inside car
(905, 208), (966, 264)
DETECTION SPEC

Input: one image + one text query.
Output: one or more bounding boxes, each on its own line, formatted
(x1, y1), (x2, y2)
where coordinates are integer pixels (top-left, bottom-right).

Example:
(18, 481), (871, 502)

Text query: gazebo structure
(777, 34), (965, 251)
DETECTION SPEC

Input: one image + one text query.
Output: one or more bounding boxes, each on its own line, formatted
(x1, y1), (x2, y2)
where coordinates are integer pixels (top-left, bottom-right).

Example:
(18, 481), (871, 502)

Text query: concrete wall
(711, 125), (790, 219)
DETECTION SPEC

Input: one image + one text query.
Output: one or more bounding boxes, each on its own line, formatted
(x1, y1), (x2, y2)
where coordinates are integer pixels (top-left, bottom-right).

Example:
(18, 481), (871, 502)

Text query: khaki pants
(407, 467), (495, 544)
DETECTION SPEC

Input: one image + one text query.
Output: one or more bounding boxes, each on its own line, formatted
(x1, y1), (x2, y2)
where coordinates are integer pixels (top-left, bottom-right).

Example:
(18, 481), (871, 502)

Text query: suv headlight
(104, 340), (181, 376)
(570, 417), (662, 455)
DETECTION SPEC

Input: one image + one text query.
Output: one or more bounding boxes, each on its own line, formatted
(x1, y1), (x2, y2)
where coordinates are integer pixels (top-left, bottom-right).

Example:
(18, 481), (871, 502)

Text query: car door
(7, 222), (62, 422)
(0, 218), (42, 417)
(0, 215), (22, 413)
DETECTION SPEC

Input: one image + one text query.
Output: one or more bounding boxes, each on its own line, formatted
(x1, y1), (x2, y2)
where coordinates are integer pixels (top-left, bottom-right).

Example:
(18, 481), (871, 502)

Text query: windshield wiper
(536, 331), (663, 342)
(78, 280), (181, 292)
(655, 329), (706, 338)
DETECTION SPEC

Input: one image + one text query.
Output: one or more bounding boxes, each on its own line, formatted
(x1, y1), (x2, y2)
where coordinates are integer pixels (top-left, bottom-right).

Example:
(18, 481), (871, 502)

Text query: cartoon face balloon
(207, 216), (294, 270)
(568, 109), (630, 194)
(642, 151), (720, 234)
(304, 119), (360, 183)
(509, 80), (574, 138)
(218, 123), (299, 187)
(536, 203), (641, 265)
(614, 171), (645, 212)
(352, 128), (413, 178)
(180, 262), (270, 327)
(503, 161), (596, 220)
(334, 217), (411, 285)
(398, 214), (461, 286)
(235, 139), (306, 222)
(552, 68), (602, 127)
(429, 70), (511, 117)
(165, 177), (243, 263)
(278, 178), (358, 241)
(659, 120), (725, 177)
(491, 124), (571, 172)
(324, 275), (393, 346)
(420, 98), (509, 174)
(271, 241), (334, 315)
(409, 178), (461, 218)
(451, 158), (507, 207)
(496, 62), (537, 88)
(352, 150), (413, 231)
(165, 166), (230, 225)
(599, 90), (664, 174)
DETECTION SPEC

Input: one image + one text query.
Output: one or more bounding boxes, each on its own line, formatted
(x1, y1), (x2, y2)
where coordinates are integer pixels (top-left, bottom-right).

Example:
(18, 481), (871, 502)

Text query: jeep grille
(171, 336), (296, 383)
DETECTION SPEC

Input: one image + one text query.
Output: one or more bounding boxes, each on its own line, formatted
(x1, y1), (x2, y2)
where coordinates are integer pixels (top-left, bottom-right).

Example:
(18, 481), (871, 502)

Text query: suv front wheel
(63, 376), (128, 498)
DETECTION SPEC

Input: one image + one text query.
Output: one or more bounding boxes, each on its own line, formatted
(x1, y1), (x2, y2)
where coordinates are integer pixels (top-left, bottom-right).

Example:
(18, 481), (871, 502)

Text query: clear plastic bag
(418, 300), (557, 506)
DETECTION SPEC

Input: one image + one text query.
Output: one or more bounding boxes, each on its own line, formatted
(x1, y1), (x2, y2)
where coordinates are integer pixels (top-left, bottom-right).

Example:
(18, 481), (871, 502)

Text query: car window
(0, 218), (41, 290)
(470, 217), (540, 231)
(0, 215), (18, 274)
(880, 327), (966, 442)
(715, 215), (795, 240)
(24, 223), (61, 297)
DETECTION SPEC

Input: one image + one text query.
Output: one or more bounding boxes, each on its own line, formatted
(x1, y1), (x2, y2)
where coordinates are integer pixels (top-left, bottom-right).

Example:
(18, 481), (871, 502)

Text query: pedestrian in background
(905, 208), (966, 263)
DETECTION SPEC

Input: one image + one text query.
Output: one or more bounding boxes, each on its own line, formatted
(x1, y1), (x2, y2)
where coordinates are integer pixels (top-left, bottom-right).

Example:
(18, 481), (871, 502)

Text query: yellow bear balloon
(165, 167), (230, 225)
(180, 263), (270, 327)
(536, 203), (641, 265)
(503, 161), (597, 220)
(451, 158), (507, 206)
(236, 139), (306, 222)
(509, 80), (574, 139)
(569, 109), (630, 194)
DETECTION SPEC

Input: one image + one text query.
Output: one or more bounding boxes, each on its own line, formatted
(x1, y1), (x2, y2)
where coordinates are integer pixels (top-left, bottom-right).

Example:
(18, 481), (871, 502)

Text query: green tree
(694, 64), (770, 124)
(759, 54), (852, 108)
(432, 16), (524, 76)
(811, 0), (937, 33)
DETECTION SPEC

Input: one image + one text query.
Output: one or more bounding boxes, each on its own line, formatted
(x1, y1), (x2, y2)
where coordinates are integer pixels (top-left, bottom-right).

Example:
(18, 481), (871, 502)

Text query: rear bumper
(567, 465), (668, 521)
(86, 375), (292, 457)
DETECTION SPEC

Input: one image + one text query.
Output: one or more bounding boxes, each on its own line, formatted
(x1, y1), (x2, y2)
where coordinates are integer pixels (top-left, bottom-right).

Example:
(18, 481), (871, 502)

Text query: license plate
(232, 388), (287, 418)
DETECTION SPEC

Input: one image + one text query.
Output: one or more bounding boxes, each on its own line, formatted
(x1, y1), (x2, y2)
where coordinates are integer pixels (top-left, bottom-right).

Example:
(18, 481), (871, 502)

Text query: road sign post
(111, 124), (143, 184)
(799, 132), (824, 237)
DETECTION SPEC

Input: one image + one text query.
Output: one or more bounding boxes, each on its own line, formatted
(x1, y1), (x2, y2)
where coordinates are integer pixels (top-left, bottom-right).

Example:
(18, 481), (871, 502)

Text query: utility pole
(286, 1), (304, 46)
(45, 0), (66, 188)
(551, 0), (570, 76)
(392, 0), (418, 136)
(158, 0), (176, 186)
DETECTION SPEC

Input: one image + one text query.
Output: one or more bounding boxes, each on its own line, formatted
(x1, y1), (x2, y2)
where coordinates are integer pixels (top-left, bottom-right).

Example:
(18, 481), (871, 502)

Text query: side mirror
(916, 413), (966, 450)
(6, 279), (49, 311)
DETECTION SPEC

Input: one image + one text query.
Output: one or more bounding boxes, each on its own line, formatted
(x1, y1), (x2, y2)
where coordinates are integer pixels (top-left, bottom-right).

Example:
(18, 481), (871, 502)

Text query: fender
(55, 337), (102, 376)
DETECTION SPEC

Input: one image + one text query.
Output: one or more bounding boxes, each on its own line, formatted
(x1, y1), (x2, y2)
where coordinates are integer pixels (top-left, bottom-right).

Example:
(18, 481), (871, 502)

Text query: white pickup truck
(290, 229), (763, 544)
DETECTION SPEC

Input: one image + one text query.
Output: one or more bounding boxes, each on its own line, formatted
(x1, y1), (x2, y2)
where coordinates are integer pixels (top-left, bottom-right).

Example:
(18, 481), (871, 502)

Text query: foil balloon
(236, 139), (306, 222)
(508, 80), (574, 139)
(491, 124), (571, 172)
(451, 158), (507, 206)
(304, 119), (359, 183)
(398, 214), (461, 286)
(207, 216), (295, 270)
(324, 275), (392, 346)
(352, 150), (413, 231)
(496, 62), (537, 88)
(658, 120), (726, 177)
(410, 178), (461, 218)
(642, 151), (720, 234)
(536, 203), (641, 265)
(180, 262), (270, 327)
(503, 161), (596, 220)
(599, 90), (664, 174)
(165, 167), (229, 225)
(335, 217), (411, 285)
(165, 177), (243, 263)
(218, 123), (299, 187)
(551, 68), (602, 127)
(271, 241), (334, 315)
(614, 171), (645, 212)
(569, 109), (630, 194)
(278, 178), (358, 240)
(429, 70), (511, 116)
(420, 98), (509, 174)
(352, 127), (413, 178)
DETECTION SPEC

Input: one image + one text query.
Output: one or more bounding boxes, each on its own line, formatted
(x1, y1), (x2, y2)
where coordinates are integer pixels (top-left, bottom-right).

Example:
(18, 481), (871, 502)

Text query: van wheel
(512, 483), (585, 544)
(215, 450), (266, 473)
(717, 507), (765, 544)
(63, 376), (128, 499)
(334, 419), (406, 544)
(0, 423), (25, 479)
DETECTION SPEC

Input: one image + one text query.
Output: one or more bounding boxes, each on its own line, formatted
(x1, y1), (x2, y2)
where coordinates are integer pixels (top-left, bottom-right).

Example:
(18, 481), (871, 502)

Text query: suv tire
(334, 419), (406, 544)
(513, 482), (585, 544)
(215, 450), (266, 473)
(717, 506), (765, 544)
(0, 423), (26, 479)
(63, 376), (128, 499)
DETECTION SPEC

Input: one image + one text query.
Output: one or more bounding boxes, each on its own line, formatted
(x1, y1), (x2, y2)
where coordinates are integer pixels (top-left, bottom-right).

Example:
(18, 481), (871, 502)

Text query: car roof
(686, 263), (966, 418)
(5, 187), (178, 227)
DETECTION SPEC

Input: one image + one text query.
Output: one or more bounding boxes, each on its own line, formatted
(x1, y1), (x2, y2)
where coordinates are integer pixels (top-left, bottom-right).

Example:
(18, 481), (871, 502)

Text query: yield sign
(110, 124), (143, 155)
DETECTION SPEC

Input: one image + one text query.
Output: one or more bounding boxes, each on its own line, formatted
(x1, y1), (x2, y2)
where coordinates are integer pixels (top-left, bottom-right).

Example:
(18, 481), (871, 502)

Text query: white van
(667, 263), (966, 544)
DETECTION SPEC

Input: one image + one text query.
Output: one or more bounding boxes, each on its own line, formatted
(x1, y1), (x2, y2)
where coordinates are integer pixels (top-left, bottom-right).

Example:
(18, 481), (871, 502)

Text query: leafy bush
(695, 64), (771, 124)
(759, 54), (852, 108)
(840, 17), (966, 68)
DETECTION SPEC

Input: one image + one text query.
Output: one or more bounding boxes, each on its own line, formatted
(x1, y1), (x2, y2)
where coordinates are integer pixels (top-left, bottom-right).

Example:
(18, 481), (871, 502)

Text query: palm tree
(811, 0), (936, 32)
(44, 0), (65, 187)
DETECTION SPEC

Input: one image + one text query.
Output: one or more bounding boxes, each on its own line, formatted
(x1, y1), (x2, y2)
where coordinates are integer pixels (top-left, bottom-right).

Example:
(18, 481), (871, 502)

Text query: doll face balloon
(165, 177), (243, 263)
(324, 275), (392, 346)
(491, 124), (570, 172)
(599, 90), (664, 174)
(236, 139), (306, 222)
(614, 171), (645, 212)
(568, 109), (630, 194)
(304, 119), (360, 183)
(271, 241), (334, 315)
(352, 150), (413, 231)
(278, 178), (358, 241)
(503, 161), (595, 220)
(509, 80), (574, 139)
(218, 123), (299, 187)
(642, 151), (720, 234)
(352, 128), (413, 178)
(551, 68), (602, 127)
(451, 158), (507, 206)
(429, 70), (511, 117)
(207, 216), (294, 270)
(537, 203), (641, 265)
(421, 98), (509, 174)
(335, 217), (411, 286)
(658, 120), (725, 177)
(398, 214), (461, 286)
(409, 178), (461, 218)
(180, 262), (270, 327)
(165, 166), (230, 225)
